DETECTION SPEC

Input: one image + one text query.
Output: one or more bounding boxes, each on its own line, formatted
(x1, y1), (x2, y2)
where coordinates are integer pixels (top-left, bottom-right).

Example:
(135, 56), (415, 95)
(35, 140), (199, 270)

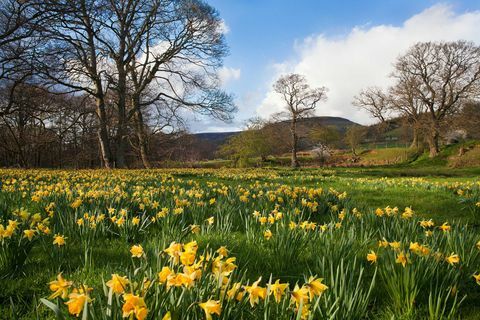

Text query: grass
(0, 167), (479, 319)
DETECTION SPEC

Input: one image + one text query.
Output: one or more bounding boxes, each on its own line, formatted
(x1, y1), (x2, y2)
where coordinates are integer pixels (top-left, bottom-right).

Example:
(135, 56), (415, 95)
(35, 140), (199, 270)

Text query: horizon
(189, 0), (480, 133)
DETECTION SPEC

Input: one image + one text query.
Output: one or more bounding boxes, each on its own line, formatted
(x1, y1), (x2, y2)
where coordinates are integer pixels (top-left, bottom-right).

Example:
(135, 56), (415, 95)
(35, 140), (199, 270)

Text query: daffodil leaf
(39, 299), (64, 320)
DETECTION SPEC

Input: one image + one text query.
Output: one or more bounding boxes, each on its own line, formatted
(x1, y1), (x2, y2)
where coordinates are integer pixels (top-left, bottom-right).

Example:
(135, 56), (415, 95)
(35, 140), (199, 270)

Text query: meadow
(0, 168), (479, 320)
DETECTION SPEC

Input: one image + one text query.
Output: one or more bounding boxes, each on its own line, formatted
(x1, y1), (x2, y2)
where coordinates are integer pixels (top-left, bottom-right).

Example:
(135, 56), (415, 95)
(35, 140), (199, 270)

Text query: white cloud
(257, 4), (480, 124)
(218, 66), (241, 85)
(218, 19), (230, 34)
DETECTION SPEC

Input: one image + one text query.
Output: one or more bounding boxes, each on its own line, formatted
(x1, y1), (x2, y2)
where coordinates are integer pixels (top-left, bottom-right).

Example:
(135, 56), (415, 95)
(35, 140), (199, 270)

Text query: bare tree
(388, 74), (425, 149)
(344, 125), (366, 157)
(393, 41), (480, 157)
(0, 0), (47, 120)
(273, 74), (327, 167)
(123, 0), (234, 168)
(35, 0), (115, 168)
(353, 87), (390, 123)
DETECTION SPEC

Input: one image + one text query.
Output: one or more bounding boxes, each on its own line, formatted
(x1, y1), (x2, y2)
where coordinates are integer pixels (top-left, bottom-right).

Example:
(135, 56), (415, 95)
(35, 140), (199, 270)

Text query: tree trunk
(133, 100), (151, 169)
(290, 117), (299, 168)
(427, 126), (440, 158)
(115, 66), (128, 168)
(95, 97), (113, 169)
(409, 126), (419, 150)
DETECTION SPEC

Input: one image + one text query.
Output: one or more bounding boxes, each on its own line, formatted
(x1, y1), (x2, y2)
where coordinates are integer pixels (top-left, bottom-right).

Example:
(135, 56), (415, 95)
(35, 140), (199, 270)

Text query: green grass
(1, 167), (479, 319)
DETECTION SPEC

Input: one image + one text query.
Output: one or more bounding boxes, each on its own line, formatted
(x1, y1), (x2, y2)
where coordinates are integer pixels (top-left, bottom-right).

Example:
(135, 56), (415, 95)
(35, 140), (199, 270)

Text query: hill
(192, 116), (361, 158)
(193, 117), (359, 145)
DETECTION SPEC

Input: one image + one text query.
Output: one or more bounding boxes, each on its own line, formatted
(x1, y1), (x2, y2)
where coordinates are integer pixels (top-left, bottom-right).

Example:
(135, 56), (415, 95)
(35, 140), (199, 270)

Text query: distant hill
(192, 116), (361, 159)
(194, 132), (239, 144)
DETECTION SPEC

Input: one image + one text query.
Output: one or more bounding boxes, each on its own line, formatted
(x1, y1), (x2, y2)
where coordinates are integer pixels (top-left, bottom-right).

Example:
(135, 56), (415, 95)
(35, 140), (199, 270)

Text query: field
(1, 168), (480, 319)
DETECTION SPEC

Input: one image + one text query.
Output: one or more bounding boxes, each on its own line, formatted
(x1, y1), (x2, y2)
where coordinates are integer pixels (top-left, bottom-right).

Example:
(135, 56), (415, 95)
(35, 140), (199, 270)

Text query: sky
(189, 0), (480, 133)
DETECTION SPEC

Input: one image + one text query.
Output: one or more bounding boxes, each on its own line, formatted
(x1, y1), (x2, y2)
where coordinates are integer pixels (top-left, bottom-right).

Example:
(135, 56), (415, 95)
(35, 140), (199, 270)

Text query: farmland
(1, 168), (479, 319)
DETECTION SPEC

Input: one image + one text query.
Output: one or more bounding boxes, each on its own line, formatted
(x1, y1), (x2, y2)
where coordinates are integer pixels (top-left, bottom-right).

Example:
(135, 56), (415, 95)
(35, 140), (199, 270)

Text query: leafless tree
(273, 73), (327, 167)
(35, 0), (115, 168)
(388, 74), (425, 149)
(393, 41), (480, 157)
(123, 0), (234, 168)
(353, 87), (390, 123)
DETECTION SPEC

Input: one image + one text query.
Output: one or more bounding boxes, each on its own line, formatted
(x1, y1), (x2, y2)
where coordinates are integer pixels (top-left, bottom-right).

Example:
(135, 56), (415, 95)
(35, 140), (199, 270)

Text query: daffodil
(106, 274), (129, 294)
(439, 222), (451, 232)
(23, 229), (36, 241)
(264, 229), (272, 240)
(395, 251), (409, 267)
(473, 273), (480, 285)
(198, 300), (221, 320)
(122, 294), (148, 320)
(158, 266), (174, 284)
(130, 244), (144, 258)
(206, 216), (214, 225)
(269, 279), (289, 303)
(216, 246), (228, 257)
(291, 284), (309, 306)
(48, 273), (73, 299)
(65, 291), (90, 316)
(53, 234), (66, 246)
(446, 253), (460, 265)
(367, 250), (377, 264)
(305, 277), (328, 300)
(244, 277), (267, 306)
(226, 282), (244, 301)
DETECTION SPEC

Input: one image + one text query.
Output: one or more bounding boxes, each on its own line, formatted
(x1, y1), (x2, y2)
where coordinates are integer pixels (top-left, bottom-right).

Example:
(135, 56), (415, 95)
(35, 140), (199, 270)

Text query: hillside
(192, 116), (361, 158)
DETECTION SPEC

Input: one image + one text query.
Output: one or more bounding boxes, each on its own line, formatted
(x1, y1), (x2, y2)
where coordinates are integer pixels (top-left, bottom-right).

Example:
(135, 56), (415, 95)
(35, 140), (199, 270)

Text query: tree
(393, 41), (480, 157)
(0, 0), (47, 120)
(310, 124), (340, 149)
(37, 0), (234, 168)
(124, 0), (235, 168)
(344, 126), (366, 157)
(388, 74), (425, 150)
(454, 101), (480, 139)
(218, 118), (277, 166)
(273, 74), (327, 167)
(353, 87), (390, 123)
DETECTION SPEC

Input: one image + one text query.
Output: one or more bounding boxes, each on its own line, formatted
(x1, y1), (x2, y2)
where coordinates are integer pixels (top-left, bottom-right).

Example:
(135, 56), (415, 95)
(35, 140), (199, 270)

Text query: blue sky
(192, 1), (480, 132)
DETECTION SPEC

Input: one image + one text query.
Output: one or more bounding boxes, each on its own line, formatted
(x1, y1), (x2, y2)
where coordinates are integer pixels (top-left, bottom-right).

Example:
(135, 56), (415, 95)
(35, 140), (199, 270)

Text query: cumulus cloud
(218, 66), (241, 85)
(257, 4), (480, 124)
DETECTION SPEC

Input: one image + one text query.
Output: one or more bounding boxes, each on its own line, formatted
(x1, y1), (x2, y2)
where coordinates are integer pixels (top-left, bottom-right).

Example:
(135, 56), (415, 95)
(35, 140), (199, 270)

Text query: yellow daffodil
(206, 216), (214, 225)
(23, 229), (36, 241)
(439, 222), (451, 232)
(305, 277), (328, 300)
(269, 279), (289, 303)
(198, 299), (221, 320)
(48, 273), (73, 299)
(445, 253), (460, 265)
(226, 282), (244, 301)
(367, 251), (377, 264)
(106, 274), (129, 294)
(190, 224), (200, 234)
(130, 245), (144, 258)
(53, 234), (66, 246)
(122, 294), (148, 320)
(132, 216), (140, 225)
(473, 274), (480, 285)
(291, 284), (309, 306)
(264, 229), (272, 240)
(65, 291), (90, 316)
(158, 266), (174, 284)
(216, 246), (228, 257)
(245, 277), (267, 306)
(395, 251), (409, 267)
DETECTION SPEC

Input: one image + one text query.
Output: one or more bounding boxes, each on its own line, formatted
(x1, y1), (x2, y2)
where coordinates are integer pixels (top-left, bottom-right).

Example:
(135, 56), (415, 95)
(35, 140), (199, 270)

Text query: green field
(0, 168), (479, 319)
